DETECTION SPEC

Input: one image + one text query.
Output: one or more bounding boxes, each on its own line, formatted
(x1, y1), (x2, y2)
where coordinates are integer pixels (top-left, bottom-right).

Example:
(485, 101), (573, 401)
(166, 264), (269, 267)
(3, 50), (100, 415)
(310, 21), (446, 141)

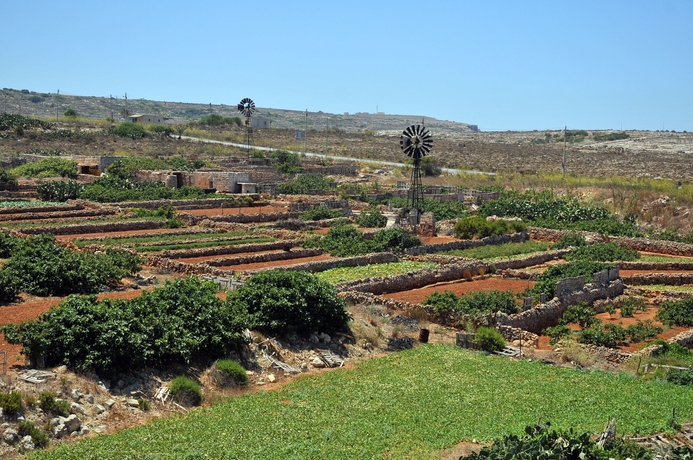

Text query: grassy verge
(72, 231), (248, 248)
(31, 346), (693, 460)
(134, 237), (275, 252)
(639, 254), (693, 263)
(440, 240), (551, 261)
(635, 284), (693, 293)
(314, 261), (436, 284)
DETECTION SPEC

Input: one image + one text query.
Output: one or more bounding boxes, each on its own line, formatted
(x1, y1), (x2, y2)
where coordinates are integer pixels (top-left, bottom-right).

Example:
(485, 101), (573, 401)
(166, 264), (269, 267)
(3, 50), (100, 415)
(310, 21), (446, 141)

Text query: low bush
(299, 206), (342, 221)
(213, 359), (248, 387)
(552, 233), (587, 249)
(657, 298), (693, 327)
(424, 290), (519, 318)
(169, 376), (202, 406)
(619, 295), (647, 317)
(276, 173), (333, 194)
(543, 324), (572, 345)
(461, 421), (651, 460)
(113, 122), (147, 139)
(11, 157), (78, 179)
(565, 242), (640, 262)
(1, 278), (249, 375)
(355, 205), (387, 228)
(667, 368), (693, 387)
(305, 224), (420, 257)
(593, 131), (630, 141)
(472, 327), (506, 352)
(453, 217), (525, 240)
(269, 150), (302, 175)
(560, 303), (598, 329)
(0, 390), (23, 415)
(228, 270), (349, 337)
(528, 261), (613, 299)
(37, 180), (84, 202)
(17, 420), (49, 447)
(0, 270), (21, 301)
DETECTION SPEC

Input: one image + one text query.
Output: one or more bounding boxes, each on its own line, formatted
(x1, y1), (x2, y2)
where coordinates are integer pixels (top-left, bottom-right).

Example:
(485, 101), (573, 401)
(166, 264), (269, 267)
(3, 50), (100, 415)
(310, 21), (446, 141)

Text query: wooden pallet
(319, 350), (344, 368)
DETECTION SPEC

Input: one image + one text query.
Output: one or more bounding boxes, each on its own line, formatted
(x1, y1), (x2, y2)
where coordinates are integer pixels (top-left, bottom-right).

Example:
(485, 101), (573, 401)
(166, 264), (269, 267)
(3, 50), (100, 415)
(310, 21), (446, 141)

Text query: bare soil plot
(383, 277), (534, 304)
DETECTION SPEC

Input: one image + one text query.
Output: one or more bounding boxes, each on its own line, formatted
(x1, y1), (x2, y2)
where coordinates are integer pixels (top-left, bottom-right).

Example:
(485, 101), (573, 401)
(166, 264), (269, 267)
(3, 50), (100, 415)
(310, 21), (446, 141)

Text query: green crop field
(639, 254), (693, 263)
(315, 260), (437, 284)
(441, 240), (551, 261)
(32, 346), (693, 460)
(132, 237), (275, 252)
(72, 231), (249, 248)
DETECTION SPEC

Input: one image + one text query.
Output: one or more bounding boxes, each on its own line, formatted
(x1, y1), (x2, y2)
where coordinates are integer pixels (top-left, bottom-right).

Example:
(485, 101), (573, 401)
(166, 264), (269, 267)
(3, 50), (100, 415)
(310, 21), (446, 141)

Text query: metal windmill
(400, 124), (433, 222)
(237, 97), (255, 153)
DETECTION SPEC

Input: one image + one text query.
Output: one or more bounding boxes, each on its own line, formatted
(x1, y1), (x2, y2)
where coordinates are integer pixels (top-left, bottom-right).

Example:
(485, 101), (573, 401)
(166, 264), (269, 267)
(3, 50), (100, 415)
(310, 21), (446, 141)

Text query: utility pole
(209, 103), (212, 138)
(124, 93), (128, 119)
(325, 116), (329, 156)
(305, 109), (308, 155)
(562, 125), (567, 179)
(56, 90), (59, 121)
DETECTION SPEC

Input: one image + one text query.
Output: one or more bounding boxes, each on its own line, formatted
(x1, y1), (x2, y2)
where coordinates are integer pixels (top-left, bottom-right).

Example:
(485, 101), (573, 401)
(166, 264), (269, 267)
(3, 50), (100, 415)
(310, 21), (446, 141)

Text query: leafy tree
(228, 270), (350, 336)
(63, 107), (78, 117)
(552, 233), (587, 249)
(175, 125), (186, 139)
(355, 205), (387, 228)
(269, 149), (302, 174)
(454, 217), (525, 239)
(305, 224), (421, 257)
(1, 278), (249, 375)
(0, 234), (142, 297)
(149, 124), (174, 137)
(657, 298), (693, 327)
(277, 173), (334, 194)
(114, 122), (147, 139)
(473, 327), (506, 352)
(300, 206), (343, 221)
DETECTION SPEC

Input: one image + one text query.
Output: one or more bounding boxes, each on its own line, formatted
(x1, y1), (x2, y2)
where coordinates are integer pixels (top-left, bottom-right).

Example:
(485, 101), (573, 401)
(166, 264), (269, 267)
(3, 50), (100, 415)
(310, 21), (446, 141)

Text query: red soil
(383, 277), (534, 304)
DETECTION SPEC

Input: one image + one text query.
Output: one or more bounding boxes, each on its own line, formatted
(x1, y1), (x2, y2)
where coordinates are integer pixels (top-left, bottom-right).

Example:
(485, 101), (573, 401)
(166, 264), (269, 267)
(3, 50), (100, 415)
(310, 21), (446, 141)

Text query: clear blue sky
(2, 1), (691, 131)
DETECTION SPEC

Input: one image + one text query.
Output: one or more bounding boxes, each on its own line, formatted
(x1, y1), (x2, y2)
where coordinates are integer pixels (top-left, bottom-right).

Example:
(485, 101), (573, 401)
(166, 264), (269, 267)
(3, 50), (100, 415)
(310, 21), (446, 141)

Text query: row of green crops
(71, 231), (248, 248)
(133, 237), (275, 253)
(30, 346), (693, 459)
(314, 261), (437, 284)
(441, 240), (551, 260)
(0, 201), (69, 208)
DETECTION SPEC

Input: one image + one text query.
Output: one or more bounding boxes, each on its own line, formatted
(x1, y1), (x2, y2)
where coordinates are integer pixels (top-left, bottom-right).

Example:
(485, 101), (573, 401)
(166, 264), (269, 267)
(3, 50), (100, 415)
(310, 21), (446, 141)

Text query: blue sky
(2, 1), (691, 131)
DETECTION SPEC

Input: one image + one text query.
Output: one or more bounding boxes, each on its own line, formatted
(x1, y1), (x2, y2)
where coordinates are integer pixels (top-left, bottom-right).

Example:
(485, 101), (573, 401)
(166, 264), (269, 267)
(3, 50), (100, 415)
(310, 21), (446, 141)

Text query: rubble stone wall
(19, 220), (166, 235)
(254, 253), (400, 274)
(159, 239), (305, 260)
(206, 249), (325, 267)
(403, 232), (528, 256)
(623, 273), (693, 286)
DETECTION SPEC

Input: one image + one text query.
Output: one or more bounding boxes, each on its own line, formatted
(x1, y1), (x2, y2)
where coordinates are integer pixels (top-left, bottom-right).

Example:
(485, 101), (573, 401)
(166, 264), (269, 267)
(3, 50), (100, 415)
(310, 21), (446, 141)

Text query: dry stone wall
(159, 239), (305, 260)
(530, 227), (693, 257)
(196, 212), (302, 224)
(206, 249), (325, 267)
(403, 232), (527, 256)
(18, 220), (166, 236)
(0, 204), (84, 215)
(496, 280), (624, 334)
(252, 253), (399, 275)
(0, 208), (118, 222)
(623, 273), (693, 286)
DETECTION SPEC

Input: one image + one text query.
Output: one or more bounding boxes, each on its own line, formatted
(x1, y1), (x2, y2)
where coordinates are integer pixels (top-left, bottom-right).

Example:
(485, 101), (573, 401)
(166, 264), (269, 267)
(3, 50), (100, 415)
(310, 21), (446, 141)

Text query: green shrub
(552, 233), (587, 249)
(543, 324), (572, 345)
(657, 298), (693, 327)
(300, 206), (343, 221)
(1, 278), (249, 375)
(138, 399), (152, 411)
(529, 261), (613, 299)
(11, 158), (78, 179)
(0, 169), (18, 190)
(63, 107), (78, 118)
(229, 270), (349, 337)
(422, 290), (459, 317)
(0, 270), (21, 301)
(306, 224), (420, 257)
(371, 227), (421, 252)
(424, 290), (519, 317)
(17, 420), (49, 447)
(666, 368), (693, 386)
(213, 359), (248, 387)
(0, 113), (52, 131)
(473, 327), (506, 352)
(149, 124), (174, 136)
(461, 421), (651, 460)
(560, 303), (598, 329)
(453, 217), (525, 240)
(0, 230), (19, 258)
(385, 197), (469, 220)
(81, 175), (206, 202)
(0, 233), (141, 297)
(565, 242), (640, 262)
(276, 174), (333, 194)
(593, 132), (630, 141)
(0, 390), (23, 414)
(37, 180), (84, 202)
(355, 205), (387, 228)
(169, 376), (202, 406)
(113, 122), (147, 139)
(269, 150), (302, 175)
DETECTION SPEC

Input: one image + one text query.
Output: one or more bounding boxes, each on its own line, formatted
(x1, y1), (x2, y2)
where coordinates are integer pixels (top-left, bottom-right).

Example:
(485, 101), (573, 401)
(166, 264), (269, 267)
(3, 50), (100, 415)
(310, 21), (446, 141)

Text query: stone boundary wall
(205, 249), (325, 267)
(18, 220), (166, 236)
(0, 208), (117, 222)
(623, 273), (693, 286)
(114, 198), (256, 210)
(497, 325), (539, 348)
(529, 227), (693, 257)
(252, 253), (400, 275)
(620, 262), (693, 270)
(405, 249), (570, 270)
(578, 344), (632, 364)
(145, 256), (229, 277)
(0, 204), (83, 215)
(495, 280), (624, 333)
(336, 261), (486, 295)
(159, 239), (305, 260)
(339, 291), (432, 316)
(71, 227), (234, 242)
(403, 232), (528, 256)
(196, 212), (302, 224)
(627, 287), (693, 302)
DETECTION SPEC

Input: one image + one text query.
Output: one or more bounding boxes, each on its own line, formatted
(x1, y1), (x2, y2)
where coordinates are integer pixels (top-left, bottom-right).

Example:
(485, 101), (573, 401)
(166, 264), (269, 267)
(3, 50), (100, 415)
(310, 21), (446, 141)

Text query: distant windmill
(237, 98), (255, 153)
(400, 124), (433, 223)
